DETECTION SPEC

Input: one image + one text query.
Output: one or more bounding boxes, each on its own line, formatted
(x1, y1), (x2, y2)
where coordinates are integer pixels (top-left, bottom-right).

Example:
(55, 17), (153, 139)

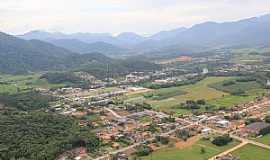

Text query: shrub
(212, 135), (232, 146)
(136, 145), (153, 156)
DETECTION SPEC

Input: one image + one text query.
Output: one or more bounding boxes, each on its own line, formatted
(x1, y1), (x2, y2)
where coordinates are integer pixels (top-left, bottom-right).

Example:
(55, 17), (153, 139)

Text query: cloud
(0, 0), (270, 34)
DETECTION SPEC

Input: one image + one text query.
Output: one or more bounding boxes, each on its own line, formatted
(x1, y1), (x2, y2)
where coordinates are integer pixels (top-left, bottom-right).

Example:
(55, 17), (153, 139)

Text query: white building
(202, 68), (209, 74)
(201, 128), (212, 137)
(216, 120), (230, 128)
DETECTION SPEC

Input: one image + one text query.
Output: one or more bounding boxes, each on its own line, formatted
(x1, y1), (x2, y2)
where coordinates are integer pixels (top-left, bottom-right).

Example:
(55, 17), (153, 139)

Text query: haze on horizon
(1, 0), (270, 35)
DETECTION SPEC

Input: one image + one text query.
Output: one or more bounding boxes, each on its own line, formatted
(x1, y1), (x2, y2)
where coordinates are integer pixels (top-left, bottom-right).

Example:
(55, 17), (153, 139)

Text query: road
(208, 141), (248, 160)
(104, 108), (122, 119)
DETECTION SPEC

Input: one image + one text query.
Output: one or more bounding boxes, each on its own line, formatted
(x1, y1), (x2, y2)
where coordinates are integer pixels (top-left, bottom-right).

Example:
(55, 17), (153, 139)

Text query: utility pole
(106, 63), (110, 83)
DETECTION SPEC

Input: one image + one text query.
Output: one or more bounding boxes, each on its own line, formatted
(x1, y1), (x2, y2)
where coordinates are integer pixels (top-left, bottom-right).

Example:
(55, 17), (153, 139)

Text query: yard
(142, 138), (240, 160)
(232, 144), (270, 160)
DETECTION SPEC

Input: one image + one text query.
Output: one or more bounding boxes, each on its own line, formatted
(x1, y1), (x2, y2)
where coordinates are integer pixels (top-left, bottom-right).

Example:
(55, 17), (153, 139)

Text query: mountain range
(17, 13), (270, 56)
(0, 32), (159, 75)
(1, 13), (270, 75)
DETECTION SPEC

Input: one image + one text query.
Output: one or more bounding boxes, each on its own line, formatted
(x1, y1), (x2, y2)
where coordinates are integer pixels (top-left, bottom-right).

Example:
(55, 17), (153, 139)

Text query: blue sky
(1, 0), (270, 35)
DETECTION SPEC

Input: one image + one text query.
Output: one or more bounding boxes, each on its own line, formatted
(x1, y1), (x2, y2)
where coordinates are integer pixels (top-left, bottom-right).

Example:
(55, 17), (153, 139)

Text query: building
(202, 68), (209, 74)
(201, 128), (212, 137)
(216, 120), (230, 128)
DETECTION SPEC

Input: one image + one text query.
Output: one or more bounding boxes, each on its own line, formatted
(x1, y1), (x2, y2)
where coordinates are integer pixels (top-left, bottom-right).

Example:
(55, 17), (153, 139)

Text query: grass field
(232, 144), (270, 160)
(145, 77), (230, 111)
(255, 134), (270, 145)
(0, 74), (66, 93)
(208, 77), (267, 108)
(142, 138), (240, 160)
(230, 48), (270, 64)
(208, 89), (266, 108)
(124, 77), (232, 114)
(123, 76), (268, 114)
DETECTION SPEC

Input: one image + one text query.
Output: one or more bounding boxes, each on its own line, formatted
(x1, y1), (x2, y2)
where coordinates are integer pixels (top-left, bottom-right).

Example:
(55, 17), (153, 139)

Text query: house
(201, 128), (212, 137)
(216, 120), (230, 128)
(202, 68), (209, 74)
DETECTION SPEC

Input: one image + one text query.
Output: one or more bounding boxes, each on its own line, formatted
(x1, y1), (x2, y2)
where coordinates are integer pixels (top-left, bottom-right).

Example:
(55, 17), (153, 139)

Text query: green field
(124, 76), (268, 114)
(142, 139), (240, 160)
(255, 134), (270, 145)
(0, 74), (67, 93)
(208, 89), (266, 108)
(230, 48), (270, 64)
(208, 78), (267, 108)
(144, 77), (230, 112)
(232, 144), (270, 160)
(210, 79), (262, 94)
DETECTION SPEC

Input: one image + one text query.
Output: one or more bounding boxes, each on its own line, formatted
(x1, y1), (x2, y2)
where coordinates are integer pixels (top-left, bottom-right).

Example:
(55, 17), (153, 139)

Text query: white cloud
(0, 0), (270, 35)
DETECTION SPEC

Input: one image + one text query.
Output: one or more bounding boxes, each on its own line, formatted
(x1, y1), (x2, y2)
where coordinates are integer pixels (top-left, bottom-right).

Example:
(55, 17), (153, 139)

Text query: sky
(0, 0), (270, 35)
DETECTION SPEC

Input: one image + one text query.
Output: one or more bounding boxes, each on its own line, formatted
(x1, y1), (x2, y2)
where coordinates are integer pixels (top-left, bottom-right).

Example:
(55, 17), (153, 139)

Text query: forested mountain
(0, 32), (76, 74)
(49, 39), (127, 55)
(0, 32), (159, 76)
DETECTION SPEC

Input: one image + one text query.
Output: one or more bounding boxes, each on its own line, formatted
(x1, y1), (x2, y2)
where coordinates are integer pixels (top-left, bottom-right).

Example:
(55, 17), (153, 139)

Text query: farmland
(232, 144), (270, 160)
(142, 138), (240, 160)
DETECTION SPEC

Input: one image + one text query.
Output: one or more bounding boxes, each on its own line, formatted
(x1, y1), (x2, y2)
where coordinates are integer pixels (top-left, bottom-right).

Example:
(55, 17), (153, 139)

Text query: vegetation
(142, 138), (240, 160)
(212, 135), (233, 146)
(147, 77), (229, 113)
(0, 32), (160, 76)
(245, 117), (262, 125)
(0, 111), (101, 160)
(256, 134), (270, 145)
(136, 145), (153, 156)
(180, 99), (206, 110)
(155, 136), (170, 145)
(232, 144), (270, 160)
(0, 91), (54, 111)
(41, 72), (83, 84)
(265, 115), (270, 123)
(143, 88), (186, 100)
(209, 77), (262, 95)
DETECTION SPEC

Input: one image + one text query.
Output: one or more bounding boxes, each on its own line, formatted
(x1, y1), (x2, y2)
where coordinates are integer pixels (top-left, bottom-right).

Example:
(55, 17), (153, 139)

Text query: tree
(212, 135), (232, 146)
(259, 126), (270, 135)
(176, 129), (190, 141)
(265, 115), (270, 123)
(136, 145), (153, 156)
(200, 147), (206, 154)
(155, 136), (169, 145)
(197, 99), (206, 105)
(148, 123), (158, 133)
(245, 117), (262, 125)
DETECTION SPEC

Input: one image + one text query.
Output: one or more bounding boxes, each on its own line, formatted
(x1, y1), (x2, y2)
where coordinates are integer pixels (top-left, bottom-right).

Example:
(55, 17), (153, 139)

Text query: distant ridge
(17, 13), (270, 56)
